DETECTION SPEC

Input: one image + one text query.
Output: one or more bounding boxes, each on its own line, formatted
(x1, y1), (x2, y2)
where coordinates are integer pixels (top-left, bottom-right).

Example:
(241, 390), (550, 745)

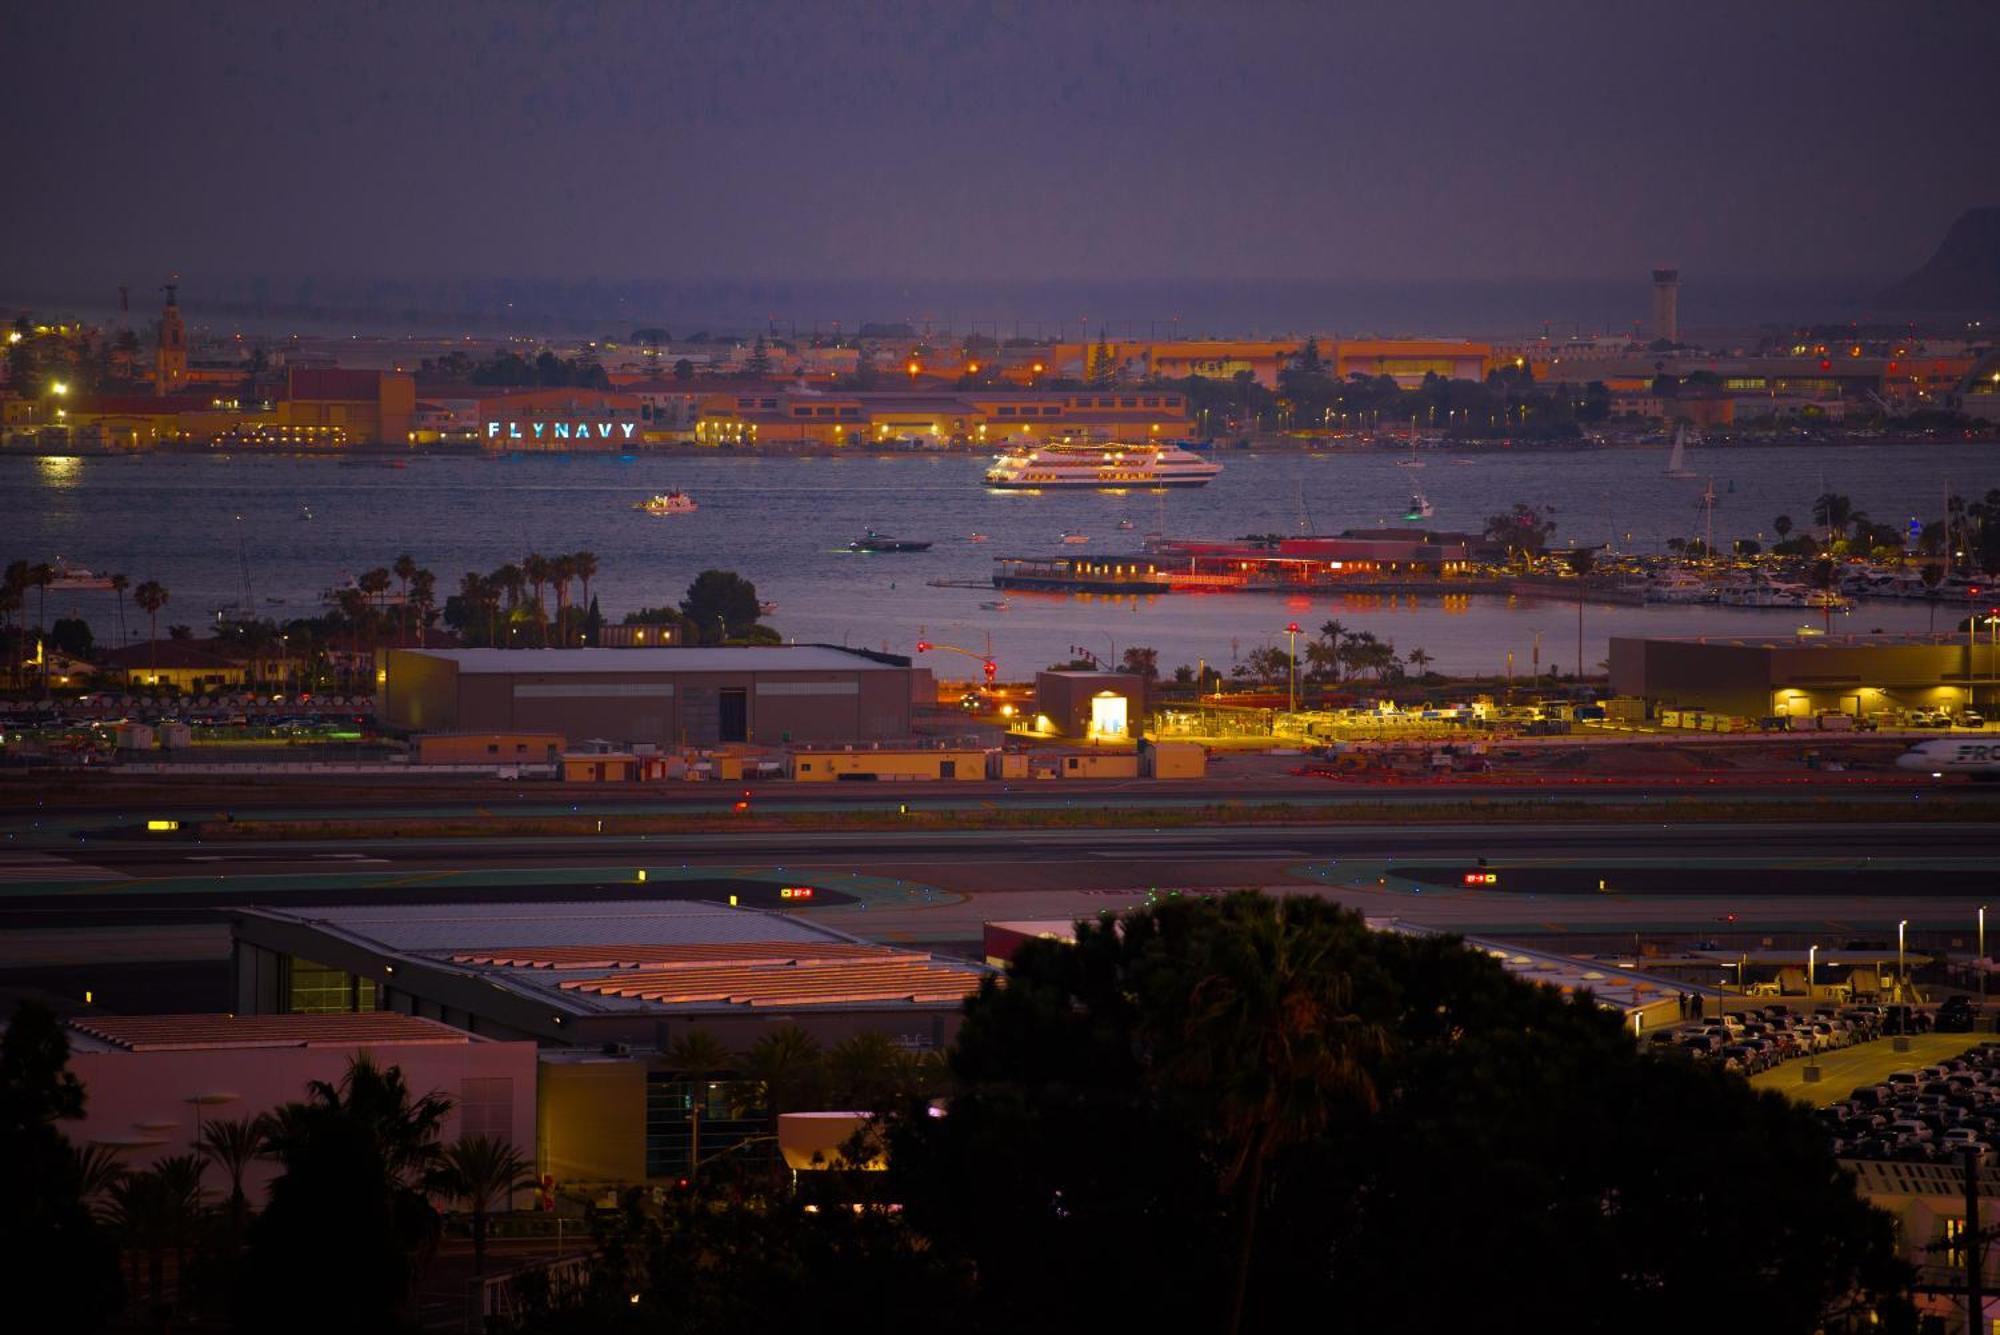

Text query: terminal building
(377, 645), (919, 746)
(1609, 634), (2000, 721)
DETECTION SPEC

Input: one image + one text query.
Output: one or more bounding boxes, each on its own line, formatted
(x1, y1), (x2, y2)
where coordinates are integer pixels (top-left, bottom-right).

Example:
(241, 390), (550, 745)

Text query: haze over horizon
(4, 0), (1997, 308)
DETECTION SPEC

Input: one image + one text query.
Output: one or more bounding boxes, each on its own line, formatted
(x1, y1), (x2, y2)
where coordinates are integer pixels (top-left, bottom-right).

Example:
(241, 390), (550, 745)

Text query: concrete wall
(538, 1058), (647, 1187)
(68, 1038), (537, 1195)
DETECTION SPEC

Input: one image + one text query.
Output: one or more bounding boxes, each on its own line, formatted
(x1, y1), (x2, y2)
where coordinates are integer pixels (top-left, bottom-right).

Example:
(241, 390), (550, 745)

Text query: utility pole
(1965, 1144), (1984, 1333)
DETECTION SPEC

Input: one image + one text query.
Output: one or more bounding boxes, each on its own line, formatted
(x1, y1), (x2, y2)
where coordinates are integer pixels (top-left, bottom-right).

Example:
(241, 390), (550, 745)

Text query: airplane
(1896, 737), (2000, 779)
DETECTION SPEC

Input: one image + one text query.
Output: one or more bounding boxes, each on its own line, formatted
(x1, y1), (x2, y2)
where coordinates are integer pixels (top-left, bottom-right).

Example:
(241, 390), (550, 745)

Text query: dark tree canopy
(680, 569), (762, 643)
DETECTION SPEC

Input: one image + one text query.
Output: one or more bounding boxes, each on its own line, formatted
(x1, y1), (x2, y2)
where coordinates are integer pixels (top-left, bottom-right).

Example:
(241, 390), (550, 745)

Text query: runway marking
(1087, 850), (1308, 861)
(0, 852), (126, 883)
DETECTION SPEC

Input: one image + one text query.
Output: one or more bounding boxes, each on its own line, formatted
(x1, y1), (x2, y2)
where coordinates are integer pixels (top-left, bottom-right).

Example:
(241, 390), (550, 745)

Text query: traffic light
(916, 639), (932, 653)
(983, 658), (997, 682)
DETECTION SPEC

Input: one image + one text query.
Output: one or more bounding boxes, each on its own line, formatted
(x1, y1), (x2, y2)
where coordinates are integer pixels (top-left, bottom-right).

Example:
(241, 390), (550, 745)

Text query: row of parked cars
(1654, 1003), (1944, 1074)
(1823, 1038), (2000, 1164)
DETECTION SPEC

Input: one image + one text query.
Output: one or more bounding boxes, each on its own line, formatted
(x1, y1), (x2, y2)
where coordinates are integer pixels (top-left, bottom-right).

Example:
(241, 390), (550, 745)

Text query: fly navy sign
(486, 420), (638, 441)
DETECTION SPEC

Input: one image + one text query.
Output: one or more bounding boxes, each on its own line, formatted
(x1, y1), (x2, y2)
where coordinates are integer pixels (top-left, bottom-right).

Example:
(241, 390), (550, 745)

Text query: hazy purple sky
(5, 0), (1996, 289)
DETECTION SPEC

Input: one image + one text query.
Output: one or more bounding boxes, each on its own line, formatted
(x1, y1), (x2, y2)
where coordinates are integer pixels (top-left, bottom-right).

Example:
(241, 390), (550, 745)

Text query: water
(10, 443), (1991, 678)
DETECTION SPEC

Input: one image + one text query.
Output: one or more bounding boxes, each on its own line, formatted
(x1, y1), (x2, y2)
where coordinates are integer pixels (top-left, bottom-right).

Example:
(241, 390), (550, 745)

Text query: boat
(635, 490), (697, 515)
(983, 440), (1222, 490)
(967, 533), (990, 543)
(848, 529), (932, 553)
(298, 505), (314, 521)
(45, 562), (116, 592)
(1060, 531), (1090, 545)
(1395, 418), (1425, 469)
(1664, 425), (1700, 480)
(1116, 518), (1135, 531)
(1403, 493), (1435, 521)
(1643, 571), (1715, 604)
(1717, 578), (1808, 608)
(980, 599), (1011, 611)
(758, 600), (778, 616)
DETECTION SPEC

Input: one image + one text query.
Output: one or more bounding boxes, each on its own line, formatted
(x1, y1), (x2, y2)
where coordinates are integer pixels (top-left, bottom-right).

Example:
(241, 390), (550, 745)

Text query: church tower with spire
(156, 281), (187, 394)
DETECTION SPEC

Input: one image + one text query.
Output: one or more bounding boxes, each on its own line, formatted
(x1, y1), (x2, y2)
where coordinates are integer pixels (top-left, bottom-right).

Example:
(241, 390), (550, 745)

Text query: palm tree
(357, 567), (393, 630)
(72, 1143), (128, 1222)
(549, 554), (575, 648)
(108, 1154), (206, 1323)
(27, 562), (53, 694)
(392, 553), (418, 638)
(739, 1024), (825, 1119)
(133, 580), (168, 687)
(198, 1114), (269, 1240)
(1772, 514), (1793, 542)
(437, 1135), (536, 1276)
(1405, 646), (1434, 676)
(571, 550), (598, 644)
(1169, 896), (1386, 1335)
(0, 584), (20, 690)
(827, 1030), (912, 1112)
(667, 1030), (733, 1176)
(109, 572), (130, 647)
(409, 569), (437, 647)
(521, 554), (550, 647)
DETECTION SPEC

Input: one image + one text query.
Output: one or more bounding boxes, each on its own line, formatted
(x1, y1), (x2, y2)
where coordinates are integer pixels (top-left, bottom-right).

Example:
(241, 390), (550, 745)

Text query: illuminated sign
(485, 420), (637, 442)
(146, 819), (180, 832)
(1461, 871), (1499, 886)
(780, 886), (815, 900)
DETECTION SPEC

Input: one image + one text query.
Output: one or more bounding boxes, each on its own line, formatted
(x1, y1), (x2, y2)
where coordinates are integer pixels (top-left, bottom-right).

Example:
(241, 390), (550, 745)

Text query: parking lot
(1752, 1033), (1989, 1108)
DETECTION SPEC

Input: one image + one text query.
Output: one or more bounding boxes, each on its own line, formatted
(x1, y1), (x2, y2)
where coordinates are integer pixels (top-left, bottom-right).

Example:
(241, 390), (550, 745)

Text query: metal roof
(396, 646), (906, 674)
(263, 900), (836, 953)
(68, 1012), (469, 1052)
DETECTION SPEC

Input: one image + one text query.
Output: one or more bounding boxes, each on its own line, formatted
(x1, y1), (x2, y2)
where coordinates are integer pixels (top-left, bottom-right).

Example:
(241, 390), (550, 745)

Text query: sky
(3, 0), (1996, 299)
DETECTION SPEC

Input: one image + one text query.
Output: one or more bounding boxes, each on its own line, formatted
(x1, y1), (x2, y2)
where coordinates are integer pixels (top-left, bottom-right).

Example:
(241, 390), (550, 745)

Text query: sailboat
(1664, 424), (1699, 479)
(1396, 417), (1425, 469)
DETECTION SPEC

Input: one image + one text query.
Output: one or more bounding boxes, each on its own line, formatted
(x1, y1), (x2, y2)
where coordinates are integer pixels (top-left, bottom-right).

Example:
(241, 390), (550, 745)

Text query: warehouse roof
(233, 900), (989, 1020)
(394, 646), (908, 673)
(68, 1012), (470, 1053)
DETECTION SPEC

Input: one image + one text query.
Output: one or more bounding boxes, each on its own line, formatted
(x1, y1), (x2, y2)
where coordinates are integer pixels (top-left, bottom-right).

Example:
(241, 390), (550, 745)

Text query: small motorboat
(298, 505), (315, 521)
(1060, 531), (1090, 545)
(758, 600), (778, 616)
(636, 490), (697, 515)
(980, 599), (1011, 611)
(967, 532), (990, 543)
(849, 529), (932, 553)
(1115, 519), (1135, 531)
(1403, 492), (1435, 521)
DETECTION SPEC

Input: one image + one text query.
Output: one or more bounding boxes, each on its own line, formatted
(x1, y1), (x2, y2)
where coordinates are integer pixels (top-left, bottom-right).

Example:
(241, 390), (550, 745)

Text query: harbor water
(10, 443), (1991, 678)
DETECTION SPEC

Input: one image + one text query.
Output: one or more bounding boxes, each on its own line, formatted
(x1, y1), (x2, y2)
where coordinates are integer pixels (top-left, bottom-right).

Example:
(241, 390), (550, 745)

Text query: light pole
(1808, 944), (1817, 994)
(1285, 621), (1301, 715)
(1981, 905), (1988, 1019)
(1898, 918), (1908, 1022)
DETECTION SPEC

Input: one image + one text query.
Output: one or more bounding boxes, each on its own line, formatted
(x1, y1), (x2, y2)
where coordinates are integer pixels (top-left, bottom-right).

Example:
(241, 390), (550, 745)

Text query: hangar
(377, 645), (917, 745)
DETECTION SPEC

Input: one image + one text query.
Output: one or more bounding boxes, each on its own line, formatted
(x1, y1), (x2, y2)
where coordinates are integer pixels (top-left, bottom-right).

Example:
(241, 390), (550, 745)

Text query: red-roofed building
(271, 365), (416, 446)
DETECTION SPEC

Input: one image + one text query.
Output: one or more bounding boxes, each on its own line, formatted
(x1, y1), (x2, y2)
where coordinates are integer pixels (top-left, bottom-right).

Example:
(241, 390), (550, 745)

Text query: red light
(916, 640), (931, 653)
(781, 886), (815, 900)
(983, 658), (997, 681)
(1285, 621), (1301, 633)
(1819, 359), (1831, 371)
(733, 800), (749, 813)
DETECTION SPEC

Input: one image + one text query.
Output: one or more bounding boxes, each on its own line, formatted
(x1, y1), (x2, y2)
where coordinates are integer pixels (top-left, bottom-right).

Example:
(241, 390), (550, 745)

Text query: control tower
(1650, 268), (1680, 345)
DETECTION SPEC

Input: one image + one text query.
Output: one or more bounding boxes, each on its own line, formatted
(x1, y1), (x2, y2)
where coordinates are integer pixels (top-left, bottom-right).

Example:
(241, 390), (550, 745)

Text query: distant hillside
(1877, 207), (2000, 311)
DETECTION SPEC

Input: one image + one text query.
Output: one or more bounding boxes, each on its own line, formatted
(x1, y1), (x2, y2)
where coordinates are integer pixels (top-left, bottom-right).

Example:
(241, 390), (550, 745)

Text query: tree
(571, 550), (598, 644)
(886, 894), (1916, 1335)
(667, 1031), (734, 1177)
(107, 1154), (205, 1325)
(438, 1135), (535, 1276)
(1812, 492), (1855, 538)
(521, 553), (551, 646)
(1405, 646), (1434, 677)
(672, 357), (695, 381)
(198, 1113), (269, 1242)
(1773, 514), (1794, 541)
(133, 580), (168, 683)
(109, 572), (129, 648)
(242, 1056), (453, 1333)
(1118, 645), (1159, 680)
(392, 553), (418, 636)
(0, 1003), (124, 1333)
(50, 616), (92, 659)
(549, 554), (576, 648)
(741, 1024), (826, 1120)
(1482, 503), (1558, 559)
(827, 1031), (917, 1112)
(681, 569), (762, 643)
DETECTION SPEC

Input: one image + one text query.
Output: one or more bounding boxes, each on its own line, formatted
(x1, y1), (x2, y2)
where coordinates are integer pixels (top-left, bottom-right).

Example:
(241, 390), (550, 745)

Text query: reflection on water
(4, 446), (1981, 675)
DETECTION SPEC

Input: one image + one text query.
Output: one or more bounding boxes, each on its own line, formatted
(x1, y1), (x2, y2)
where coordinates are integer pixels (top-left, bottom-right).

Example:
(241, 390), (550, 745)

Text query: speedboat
(1116, 519), (1135, 531)
(1060, 531), (1090, 545)
(849, 529), (932, 553)
(636, 490), (697, 515)
(967, 532), (990, 543)
(1403, 493), (1434, 521)
(46, 561), (116, 591)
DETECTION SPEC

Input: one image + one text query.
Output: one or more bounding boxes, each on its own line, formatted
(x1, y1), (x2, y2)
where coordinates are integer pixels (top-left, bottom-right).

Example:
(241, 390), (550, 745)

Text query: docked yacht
(984, 441), (1221, 490)
(1718, 578), (1809, 608)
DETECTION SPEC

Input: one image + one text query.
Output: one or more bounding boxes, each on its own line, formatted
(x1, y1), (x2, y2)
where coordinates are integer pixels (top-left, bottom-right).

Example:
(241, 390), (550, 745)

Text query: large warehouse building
(378, 645), (918, 745)
(1609, 633), (2000, 720)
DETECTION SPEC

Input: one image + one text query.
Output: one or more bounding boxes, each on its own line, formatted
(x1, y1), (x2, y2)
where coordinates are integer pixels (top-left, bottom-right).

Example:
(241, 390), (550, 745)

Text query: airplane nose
(1893, 752), (1927, 771)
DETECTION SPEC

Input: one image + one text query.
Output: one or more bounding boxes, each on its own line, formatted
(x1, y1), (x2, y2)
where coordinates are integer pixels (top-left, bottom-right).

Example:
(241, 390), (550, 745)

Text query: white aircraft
(1896, 738), (2000, 778)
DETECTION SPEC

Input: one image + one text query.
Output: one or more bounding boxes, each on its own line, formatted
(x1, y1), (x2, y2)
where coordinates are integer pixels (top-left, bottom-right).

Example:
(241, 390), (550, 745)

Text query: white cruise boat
(984, 441), (1221, 490)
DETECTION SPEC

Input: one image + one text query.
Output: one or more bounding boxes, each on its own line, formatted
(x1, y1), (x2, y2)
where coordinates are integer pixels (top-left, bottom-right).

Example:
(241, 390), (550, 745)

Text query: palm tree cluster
(54, 1055), (536, 1332)
(444, 549), (599, 648)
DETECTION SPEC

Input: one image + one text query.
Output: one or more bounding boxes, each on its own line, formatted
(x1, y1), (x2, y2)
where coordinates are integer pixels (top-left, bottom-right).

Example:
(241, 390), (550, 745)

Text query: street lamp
(1285, 621), (1301, 714)
(1981, 905), (1988, 1017)
(1898, 919), (1908, 1021)
(1808, 944), (1817, 992)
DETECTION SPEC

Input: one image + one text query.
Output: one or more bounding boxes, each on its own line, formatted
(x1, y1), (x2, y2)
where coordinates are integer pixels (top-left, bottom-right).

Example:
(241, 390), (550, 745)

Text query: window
(997, 406), (1016, 417)
(1121, 397), (1137, 407)
(287, 957), (375, 1014)
(644, 1075), (768, 1178)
